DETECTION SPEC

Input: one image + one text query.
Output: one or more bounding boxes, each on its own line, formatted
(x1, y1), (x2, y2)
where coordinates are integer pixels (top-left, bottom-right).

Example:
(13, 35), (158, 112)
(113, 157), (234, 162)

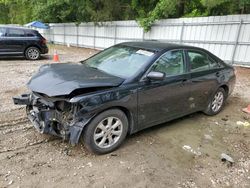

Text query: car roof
(119, 41), (202, 52)
(0, 25), (36, 32)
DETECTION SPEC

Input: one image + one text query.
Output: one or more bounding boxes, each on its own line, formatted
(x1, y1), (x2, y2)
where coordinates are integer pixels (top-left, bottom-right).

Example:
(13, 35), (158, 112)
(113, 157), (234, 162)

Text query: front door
(137, 50), (191, 130)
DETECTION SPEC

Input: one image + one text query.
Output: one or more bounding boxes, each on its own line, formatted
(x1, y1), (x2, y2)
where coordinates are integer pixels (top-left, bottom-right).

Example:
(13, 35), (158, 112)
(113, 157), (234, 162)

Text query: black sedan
(13, 41), (236, 154)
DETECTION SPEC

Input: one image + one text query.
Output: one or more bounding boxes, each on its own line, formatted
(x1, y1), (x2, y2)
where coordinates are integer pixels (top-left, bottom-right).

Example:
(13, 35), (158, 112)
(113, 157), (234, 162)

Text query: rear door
(137, 49), (192, 130)
(186, 49), (223, 111)
(4, 28), (27, 53)
(0, 27), (7, 53)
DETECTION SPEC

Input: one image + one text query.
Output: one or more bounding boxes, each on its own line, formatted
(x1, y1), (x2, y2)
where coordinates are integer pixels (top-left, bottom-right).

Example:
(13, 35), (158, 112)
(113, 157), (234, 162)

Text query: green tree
(201, 0), (250, 15)
(0, 2), (9, 24)
(0, 0), (249, 30)
(137, 0), (178, 32)
(33, 0), (77, 23)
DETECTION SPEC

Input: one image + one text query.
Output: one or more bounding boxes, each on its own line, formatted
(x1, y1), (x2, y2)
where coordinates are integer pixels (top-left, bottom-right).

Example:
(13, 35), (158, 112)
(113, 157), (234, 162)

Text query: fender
(69, 85), (139, 144)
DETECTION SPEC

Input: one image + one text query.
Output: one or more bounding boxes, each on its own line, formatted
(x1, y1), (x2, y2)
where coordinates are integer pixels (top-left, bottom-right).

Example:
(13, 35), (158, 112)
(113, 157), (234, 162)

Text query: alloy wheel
(94, 117), (123, 149)
(28, 48), (39, 60)
(211, 91), (224, 112)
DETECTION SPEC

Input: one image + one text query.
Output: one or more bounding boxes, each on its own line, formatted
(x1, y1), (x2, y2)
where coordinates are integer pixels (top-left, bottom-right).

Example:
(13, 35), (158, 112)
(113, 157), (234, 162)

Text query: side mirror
(146, 71), (165, 81)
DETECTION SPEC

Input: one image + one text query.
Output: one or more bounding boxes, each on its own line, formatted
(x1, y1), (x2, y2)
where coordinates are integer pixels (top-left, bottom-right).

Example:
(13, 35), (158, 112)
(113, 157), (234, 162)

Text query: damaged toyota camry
(13, 41), (235, 154)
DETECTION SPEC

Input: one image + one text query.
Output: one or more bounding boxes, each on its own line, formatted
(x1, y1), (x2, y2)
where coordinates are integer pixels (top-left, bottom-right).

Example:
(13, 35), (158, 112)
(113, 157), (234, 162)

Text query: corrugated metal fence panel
(38, 15), (250, 66)
(116, 21), (143, 40)
(52, 24), (63, 44)
(234, 15), (250, 65)
(95, 24), (115, 48)
(64, 23), (77, 45)
(78, 23), (95, 48)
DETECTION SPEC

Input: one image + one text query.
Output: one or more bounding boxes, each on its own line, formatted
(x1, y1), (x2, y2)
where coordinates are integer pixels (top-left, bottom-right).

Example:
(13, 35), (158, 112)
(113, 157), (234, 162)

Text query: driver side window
(151, 50), (185, 76)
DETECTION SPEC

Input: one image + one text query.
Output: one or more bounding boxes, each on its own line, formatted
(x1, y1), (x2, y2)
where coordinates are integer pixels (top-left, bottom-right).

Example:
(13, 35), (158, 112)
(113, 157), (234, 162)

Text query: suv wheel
(82, 109), (128, 154)
(204, 87), (226, 116)
(25, 47), (41, 60)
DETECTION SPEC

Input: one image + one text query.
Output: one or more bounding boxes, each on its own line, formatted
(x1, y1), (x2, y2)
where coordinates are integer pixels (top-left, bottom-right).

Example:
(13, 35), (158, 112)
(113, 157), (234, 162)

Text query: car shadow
(0, 55), (50, 61)
(128, 111), (204, 139)
(129, 100), (232, 140)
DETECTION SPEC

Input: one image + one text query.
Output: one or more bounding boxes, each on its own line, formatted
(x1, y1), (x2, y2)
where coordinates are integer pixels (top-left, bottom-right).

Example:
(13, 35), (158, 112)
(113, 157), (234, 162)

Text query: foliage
(138, 0), (178, 32)
(0, 0), (249, 31)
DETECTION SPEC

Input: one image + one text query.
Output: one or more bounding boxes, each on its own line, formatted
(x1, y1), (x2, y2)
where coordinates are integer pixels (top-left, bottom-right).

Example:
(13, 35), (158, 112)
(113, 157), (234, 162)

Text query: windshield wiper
(80, 60), (85, 64)
(85, 64), (99, 70)
(89, 66), (98, 70)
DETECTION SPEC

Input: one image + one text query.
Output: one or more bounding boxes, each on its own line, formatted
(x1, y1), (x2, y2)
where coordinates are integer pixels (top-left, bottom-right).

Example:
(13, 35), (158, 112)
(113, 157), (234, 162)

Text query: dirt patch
(0, 45), (249, 188)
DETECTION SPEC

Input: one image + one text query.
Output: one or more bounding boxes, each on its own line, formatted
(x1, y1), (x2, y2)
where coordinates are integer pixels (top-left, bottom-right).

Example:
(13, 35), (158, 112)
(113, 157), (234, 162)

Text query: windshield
(84, 45), (155, 79)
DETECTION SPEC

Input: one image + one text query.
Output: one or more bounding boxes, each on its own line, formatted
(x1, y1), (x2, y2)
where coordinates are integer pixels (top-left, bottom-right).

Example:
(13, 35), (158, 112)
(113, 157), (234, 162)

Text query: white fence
(39, 14), (250, 66)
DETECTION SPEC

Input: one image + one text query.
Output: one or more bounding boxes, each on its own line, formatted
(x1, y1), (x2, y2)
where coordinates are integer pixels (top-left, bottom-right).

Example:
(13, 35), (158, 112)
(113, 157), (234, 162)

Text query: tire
(82, 109), (128, 154)
(25, 47), (41, 60)
(204, 87), (226, 116)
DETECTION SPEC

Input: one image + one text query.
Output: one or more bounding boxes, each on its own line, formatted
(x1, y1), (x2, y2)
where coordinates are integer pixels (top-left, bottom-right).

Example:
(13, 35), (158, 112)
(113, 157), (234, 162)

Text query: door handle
(181, 79), (191, 85)
(182, 79), (188, 83)
(215, 72), (220, 77)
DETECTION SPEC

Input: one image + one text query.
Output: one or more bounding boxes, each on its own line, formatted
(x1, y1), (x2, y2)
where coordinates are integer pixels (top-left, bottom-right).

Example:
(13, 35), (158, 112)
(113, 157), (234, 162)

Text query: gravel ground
(0, 45), (249, 188)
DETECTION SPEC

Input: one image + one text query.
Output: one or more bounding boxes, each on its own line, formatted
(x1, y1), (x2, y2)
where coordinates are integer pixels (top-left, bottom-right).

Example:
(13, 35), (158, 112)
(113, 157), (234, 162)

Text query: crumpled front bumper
(13, 93), (32, 105)
(13, 93), (85, 144)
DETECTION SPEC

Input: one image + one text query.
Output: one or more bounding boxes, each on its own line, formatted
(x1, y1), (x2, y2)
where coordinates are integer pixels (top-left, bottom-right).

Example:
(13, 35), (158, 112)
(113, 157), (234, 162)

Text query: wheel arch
(219, 84), (229, 98)
(24, 45), (41, 53)
(90, 106), (135, 135)
(203, 85), (228, 116)
(70, 105), (135, 145)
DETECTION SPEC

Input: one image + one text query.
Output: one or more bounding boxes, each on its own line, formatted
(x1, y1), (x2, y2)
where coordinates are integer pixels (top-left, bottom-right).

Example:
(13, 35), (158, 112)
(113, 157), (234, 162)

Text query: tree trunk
(177, 0), (185, 17)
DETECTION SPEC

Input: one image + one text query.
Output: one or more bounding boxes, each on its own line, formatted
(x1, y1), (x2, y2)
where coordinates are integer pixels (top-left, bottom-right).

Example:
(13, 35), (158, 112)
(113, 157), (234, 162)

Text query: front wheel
(82, 109), (128, 154)
(25, 47), (41, 60)
(204, 88), (226, 116)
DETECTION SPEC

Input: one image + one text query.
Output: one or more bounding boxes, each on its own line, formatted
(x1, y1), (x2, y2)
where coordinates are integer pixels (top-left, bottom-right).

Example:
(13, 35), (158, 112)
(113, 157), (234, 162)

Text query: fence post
(63, 24), (66, 45)
(93, 24), (96, 49)
(179, 21), (185, 44)
(142, 29), (145, 41)
(48, 25), (51, 42)
(52, 25), (55, 43)
(231, 19), (243, 65)
(114, 24), (117, 45)
(76, 24), (79, 47)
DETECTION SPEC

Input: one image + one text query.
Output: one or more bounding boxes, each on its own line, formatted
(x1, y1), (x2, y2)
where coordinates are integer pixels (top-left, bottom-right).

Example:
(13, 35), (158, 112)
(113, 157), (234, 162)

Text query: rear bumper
(40, 45), (49, 54)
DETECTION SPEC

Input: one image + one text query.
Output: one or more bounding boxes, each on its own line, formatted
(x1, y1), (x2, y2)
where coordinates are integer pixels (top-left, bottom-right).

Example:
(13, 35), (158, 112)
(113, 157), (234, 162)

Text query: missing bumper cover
(13, 93), (88, 144)
(13, 93), (31, 105)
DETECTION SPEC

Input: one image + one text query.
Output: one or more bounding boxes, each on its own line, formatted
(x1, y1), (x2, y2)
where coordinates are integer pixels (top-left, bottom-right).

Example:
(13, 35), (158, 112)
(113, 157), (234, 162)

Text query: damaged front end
(13, 92), (88, 144)
(12, 62), (126, 146)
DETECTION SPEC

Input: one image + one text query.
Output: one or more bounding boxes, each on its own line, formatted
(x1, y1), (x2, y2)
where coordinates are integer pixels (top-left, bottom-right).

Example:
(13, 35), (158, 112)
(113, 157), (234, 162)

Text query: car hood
(27, 63), (125, 97)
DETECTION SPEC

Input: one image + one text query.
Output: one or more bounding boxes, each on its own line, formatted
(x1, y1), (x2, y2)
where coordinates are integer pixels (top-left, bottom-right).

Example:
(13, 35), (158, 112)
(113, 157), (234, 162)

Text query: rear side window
(0, 28), (6, 37)
(209, 56), (221, 68)
(25, 31), (36, 37)
(187, 51), (219, 72)
(7, 29), (25, 37)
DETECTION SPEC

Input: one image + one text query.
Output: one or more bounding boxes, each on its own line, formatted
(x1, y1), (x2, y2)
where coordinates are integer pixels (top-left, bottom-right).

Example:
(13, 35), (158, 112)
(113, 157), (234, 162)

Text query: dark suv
(0, 26), (48, 60)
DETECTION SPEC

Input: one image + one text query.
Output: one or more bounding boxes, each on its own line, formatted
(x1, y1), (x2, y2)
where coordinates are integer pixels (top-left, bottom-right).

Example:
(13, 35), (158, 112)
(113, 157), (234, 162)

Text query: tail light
(40, 38), (47, 45)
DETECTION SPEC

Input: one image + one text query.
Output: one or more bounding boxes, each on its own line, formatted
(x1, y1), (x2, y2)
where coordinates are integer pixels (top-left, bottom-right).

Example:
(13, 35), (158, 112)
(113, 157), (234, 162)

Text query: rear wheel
(82, 109), (128, 154)
(25, 47), (41, 60)
(204, 88), (226, 115)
